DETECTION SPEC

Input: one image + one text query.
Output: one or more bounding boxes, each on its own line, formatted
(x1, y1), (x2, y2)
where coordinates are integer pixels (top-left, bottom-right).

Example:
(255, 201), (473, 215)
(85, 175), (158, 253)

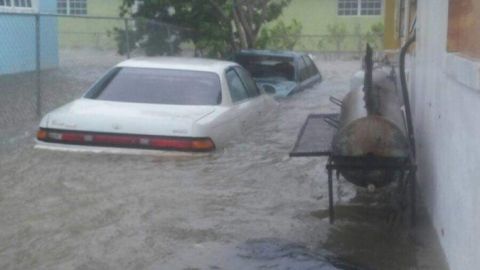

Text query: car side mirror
(261, 84), (276, 95)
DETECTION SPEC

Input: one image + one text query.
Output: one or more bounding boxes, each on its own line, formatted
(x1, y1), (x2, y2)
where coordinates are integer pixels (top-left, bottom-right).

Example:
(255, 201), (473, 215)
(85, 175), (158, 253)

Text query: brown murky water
(0, 59), (448, 270)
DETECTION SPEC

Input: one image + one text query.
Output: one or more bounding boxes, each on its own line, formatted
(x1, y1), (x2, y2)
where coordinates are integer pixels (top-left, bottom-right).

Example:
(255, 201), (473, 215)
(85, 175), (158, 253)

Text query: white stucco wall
(411, 1), (480, 269)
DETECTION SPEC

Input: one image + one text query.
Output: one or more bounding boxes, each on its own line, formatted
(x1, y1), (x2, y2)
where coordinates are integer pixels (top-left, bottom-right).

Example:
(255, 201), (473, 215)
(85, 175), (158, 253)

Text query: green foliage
(113, 19), (183, 56)
(256, 19), (302, 50)
(110, 27), (137, 55)
(370, 22), (384, 35)
(363, 22), (384, 49)
(326, 22), (347, 51)
(116, 0), (292, 57)
(316, 39), (326, 51)
(114, 1), (231, 56)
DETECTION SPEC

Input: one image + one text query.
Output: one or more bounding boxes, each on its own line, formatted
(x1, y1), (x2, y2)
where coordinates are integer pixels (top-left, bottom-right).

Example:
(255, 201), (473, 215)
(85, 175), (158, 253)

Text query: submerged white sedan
(36, 57), (275, 154)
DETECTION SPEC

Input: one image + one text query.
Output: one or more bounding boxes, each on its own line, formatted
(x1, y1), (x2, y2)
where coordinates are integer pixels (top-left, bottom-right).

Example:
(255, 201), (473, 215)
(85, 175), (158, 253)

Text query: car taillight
(36, 129), (47, 140)
(59, 132), (84, 142)
(150, 138), (192, 150)
(93, 134), (138, 145)
(36, 129), (215, 152)
(192, 139), (215, 151)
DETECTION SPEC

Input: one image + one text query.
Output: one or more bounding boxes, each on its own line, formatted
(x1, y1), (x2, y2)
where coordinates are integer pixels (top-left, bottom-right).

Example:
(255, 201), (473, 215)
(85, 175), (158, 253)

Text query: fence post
(124, 18), (131, 59)
(35, 14), (42, 117)
(167, 25), (174, 55)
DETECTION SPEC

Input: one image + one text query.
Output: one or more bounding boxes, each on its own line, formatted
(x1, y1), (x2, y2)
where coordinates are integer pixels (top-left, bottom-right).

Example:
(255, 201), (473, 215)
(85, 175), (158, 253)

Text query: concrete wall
(0, 0), (58, 75)
(411, 0), (480, 269)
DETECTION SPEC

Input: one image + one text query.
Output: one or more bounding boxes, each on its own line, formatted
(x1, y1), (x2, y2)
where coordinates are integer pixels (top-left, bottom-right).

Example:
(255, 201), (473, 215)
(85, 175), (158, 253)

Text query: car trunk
(45, 99), (216, 137)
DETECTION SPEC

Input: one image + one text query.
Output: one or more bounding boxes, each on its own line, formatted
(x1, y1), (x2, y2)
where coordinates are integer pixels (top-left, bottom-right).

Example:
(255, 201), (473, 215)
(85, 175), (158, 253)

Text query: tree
(363, 22), (384, 50)
(117, 0), (292, 57)
(256, 19), (302, 50)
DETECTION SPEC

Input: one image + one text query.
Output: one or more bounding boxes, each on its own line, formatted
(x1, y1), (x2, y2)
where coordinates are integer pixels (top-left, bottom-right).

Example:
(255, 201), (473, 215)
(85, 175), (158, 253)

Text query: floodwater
(0, 60), (448, 270)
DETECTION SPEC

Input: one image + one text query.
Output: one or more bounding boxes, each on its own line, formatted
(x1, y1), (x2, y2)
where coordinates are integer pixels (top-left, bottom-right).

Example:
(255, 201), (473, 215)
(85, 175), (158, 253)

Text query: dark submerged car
(234, 49), (322, 97)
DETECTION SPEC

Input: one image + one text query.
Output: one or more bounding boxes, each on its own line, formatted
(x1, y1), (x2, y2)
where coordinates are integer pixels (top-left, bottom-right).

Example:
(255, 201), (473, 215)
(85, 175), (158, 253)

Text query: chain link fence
(0, 13), (190, 137)
(0, 12), (382, 137)
(266, 34), (383, 58)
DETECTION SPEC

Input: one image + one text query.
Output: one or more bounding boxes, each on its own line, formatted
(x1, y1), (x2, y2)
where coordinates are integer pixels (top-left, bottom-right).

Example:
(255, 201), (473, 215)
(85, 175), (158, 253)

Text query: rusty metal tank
(331, 67), (410, 188)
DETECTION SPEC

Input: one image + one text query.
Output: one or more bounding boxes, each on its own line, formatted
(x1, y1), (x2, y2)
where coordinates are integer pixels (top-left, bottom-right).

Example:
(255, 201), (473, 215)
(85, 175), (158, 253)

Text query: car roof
(235, 49), (306, 58)
(116, 57), (237, 73)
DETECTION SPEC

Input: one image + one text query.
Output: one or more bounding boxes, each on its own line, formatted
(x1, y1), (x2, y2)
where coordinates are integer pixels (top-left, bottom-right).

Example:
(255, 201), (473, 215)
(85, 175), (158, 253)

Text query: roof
(235, 49), (306, 58)
(116, 57), (237, 73)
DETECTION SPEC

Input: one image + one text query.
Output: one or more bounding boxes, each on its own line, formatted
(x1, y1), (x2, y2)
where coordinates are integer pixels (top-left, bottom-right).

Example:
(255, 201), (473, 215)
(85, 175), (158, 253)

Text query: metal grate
(290, 113), (339, 157)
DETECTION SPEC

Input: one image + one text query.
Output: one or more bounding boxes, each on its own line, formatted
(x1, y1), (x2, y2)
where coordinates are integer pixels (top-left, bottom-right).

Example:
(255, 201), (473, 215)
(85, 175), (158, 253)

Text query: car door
(233, 66), (265, 124)
(225, 68), (252, 132)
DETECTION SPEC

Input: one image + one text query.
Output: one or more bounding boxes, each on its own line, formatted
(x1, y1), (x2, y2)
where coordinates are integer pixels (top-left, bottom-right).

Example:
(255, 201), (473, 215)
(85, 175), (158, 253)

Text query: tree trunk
(233, 1), (258, 48)
(232, 9), (249, 48)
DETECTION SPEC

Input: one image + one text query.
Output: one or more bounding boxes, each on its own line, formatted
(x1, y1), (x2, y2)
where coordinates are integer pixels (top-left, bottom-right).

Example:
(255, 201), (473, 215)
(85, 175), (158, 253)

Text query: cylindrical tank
(332, 68), (409, 188)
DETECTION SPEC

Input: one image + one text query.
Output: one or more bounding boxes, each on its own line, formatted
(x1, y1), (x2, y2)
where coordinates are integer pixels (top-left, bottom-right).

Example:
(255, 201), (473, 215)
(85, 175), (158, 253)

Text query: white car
(36, 57), (275, 154)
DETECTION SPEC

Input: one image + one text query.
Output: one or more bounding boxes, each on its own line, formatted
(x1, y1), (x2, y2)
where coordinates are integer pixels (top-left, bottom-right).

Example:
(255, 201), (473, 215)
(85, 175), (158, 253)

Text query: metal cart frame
(290, 113), (417, 225)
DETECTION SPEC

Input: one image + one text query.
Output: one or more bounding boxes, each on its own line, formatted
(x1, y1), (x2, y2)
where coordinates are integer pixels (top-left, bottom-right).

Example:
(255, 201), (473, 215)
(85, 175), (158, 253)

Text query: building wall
(56, 0), (385, 51)
(0, 0), (58, 75)
(0, 15), (36, 74)
(411, 0), (480, 269)
(276, 0), (384, 51)
(58, 0), (124, 49)
(40, 1), (60, 69)
(383, 0), (399, 49)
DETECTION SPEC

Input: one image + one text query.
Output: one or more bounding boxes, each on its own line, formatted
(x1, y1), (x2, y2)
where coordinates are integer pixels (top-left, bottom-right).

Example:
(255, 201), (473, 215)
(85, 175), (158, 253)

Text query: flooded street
(0, 60), (448, 270)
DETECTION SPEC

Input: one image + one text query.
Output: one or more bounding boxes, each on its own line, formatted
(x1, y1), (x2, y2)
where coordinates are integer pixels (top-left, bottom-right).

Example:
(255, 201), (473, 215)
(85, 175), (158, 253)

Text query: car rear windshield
(235, 54), (295, 81)
(86, 67), (222, 105)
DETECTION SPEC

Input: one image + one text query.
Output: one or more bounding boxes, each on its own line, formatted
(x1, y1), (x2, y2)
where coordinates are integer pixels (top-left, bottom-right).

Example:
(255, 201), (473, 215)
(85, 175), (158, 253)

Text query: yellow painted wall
(383, 0), (400, 49)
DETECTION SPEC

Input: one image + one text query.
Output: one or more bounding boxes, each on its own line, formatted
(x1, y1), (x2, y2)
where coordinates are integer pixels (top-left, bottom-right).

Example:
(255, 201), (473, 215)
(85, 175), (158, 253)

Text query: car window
(234, 66), (260, 98)
(297, 57), (309, 82)
(226, 69), (249, 103)
(303, 56), (319, 78)
(301, 56), (314, 78)
(86, 67), (222, 105)
(235, 54), (295, 81)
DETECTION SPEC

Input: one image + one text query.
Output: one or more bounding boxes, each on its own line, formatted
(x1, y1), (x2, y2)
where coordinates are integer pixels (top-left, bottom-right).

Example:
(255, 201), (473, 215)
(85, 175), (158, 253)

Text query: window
(338, 0), (359, 15)
(447, 0), (480, 58)
(0, 0), (35, 12)
(360, 0), (382, 15)
(234, 67), (260, 98)
(57, 0), (87, 15)
(226, 69), (249, 103)
(338, 0), (382, 16)
(87, 68), (222, 106)
(302, 56), (319, 79)
(297, 57), (309, 82)
(234, 54), (295, 81)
